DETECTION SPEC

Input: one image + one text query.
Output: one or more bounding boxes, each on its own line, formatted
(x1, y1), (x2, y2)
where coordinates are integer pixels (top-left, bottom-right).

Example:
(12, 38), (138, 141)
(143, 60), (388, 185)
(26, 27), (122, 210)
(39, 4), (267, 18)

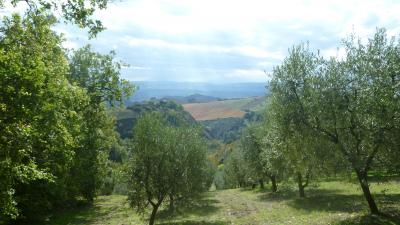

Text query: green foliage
(0, 10), (132, 222)
(240, 124), (267, 184)
(202, 118), (244, 143)
(66, 45), (133, 203)
(201, 111), (262, 143)
(116, 99), (197, 139)
(258, 113), (287, 180)
(1, 0), (111, 37)
(68, 45), (134, 106)
(218, 147), (252, 189)
(267, 29), (400, 212)
(126, 113), (212, 224)
(0, 12), (86, 221)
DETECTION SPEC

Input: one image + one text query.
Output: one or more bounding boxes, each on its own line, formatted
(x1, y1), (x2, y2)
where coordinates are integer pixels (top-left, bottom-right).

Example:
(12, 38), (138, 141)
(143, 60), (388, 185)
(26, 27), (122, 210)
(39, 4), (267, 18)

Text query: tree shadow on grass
(287, 189), (400, 214)
(40, 205), (108, 225)
(256, 185), (299, 202)
(289, 193), (364, 213)
(41, 197), (129, 225)
(334, 211), (400, 225)
(157, 194), (221, 220)
(238, 187), (257, 192)
(158, 220), (226, 225)
(255, 183), (400, 214)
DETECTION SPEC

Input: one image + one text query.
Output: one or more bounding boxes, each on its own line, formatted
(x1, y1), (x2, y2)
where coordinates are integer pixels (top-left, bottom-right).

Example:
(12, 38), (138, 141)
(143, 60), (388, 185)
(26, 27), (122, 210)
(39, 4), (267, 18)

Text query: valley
(2, 3), (400, 224)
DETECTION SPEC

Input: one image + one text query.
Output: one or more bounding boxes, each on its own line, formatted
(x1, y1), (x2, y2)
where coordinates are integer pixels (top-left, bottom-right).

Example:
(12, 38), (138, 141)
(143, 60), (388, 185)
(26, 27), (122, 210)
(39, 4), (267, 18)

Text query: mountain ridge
(127, 81), (268, 103)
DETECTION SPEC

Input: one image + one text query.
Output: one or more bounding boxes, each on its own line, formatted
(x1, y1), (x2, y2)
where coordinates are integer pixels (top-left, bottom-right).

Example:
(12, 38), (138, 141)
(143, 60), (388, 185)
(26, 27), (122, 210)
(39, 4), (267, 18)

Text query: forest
(0, 1), (399, 225)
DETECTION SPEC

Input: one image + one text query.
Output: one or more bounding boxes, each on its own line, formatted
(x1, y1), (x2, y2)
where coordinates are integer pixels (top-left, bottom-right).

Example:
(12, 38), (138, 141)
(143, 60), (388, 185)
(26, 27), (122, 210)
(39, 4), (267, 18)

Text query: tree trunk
(259, 179), (265, 189)
(355, 170), (379, 214)
(149, 197), (164, 225)
(270, 175), (277, 192)
(297, 172), (305, 198)
(169, 194), (174, 213)
(149, 200), (162, 225)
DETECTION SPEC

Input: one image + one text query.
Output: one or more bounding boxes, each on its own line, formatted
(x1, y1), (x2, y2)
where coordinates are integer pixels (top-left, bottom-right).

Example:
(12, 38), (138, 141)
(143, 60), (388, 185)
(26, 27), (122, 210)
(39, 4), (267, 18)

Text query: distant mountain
(126, 81), (268, 103)
(162, 94), (222, 104)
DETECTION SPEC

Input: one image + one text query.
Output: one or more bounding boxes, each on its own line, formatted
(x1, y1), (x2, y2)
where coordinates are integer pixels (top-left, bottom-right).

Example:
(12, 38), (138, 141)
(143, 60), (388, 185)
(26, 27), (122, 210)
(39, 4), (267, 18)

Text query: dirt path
(216, 189), (259, 217)
(210, 189), (277, 224)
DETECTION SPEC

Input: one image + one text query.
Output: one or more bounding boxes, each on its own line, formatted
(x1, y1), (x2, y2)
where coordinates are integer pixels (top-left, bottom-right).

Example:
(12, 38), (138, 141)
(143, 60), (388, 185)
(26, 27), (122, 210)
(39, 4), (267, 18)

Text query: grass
(40, 195), (143, 225)
(43, 180), (400, 225)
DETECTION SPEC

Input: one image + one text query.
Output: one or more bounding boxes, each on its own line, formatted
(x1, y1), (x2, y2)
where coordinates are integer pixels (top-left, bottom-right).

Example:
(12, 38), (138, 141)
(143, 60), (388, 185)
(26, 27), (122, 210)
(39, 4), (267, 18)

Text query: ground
(43, 180), (400, 225)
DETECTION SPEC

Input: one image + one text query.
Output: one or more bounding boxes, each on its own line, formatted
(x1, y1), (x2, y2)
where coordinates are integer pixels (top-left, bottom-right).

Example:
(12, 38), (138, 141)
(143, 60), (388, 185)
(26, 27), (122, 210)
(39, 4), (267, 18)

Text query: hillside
(201, 111), (262, 144)
(115, 96), (264, 143)
(183, 96), (266, 121)
(115, 99), (197, 139)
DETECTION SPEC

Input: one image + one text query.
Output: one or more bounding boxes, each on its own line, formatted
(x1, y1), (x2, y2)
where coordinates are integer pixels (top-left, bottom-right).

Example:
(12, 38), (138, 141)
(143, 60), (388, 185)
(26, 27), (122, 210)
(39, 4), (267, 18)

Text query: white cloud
(233, 46), (283, 60)
(321, 47), (347, 60)
(131, 66), (152, 70)
(2, 0), (400, 82)
(94, 0), (400, 37)
(229, 69), (267, 82)
(123, 37), (283, 60)
(96, 0), (400, 82)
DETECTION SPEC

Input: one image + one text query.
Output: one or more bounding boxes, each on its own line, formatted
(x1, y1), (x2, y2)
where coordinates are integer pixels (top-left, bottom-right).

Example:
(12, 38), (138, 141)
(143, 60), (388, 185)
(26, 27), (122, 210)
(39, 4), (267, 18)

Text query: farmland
(183, 96), (266, 121)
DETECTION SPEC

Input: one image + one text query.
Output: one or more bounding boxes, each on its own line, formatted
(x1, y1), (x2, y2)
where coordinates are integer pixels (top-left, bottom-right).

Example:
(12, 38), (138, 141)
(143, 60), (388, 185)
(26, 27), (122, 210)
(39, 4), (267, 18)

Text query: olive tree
(241, 124), (268, 189)
(269, 29), (400, 213)
(222, 147), (250, 188)
(127, 113), (210, 225)
(258, 117), (286, 193)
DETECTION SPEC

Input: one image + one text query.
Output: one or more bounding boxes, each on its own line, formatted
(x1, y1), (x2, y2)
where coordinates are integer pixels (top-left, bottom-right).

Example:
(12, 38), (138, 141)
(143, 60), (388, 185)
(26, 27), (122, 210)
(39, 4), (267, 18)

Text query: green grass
(41, 195), (143, 225)
(43, 180), (400, 225)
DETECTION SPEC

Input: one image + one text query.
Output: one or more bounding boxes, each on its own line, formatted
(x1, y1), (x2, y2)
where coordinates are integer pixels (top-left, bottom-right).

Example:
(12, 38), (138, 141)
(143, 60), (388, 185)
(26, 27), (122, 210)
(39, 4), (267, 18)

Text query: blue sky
(2, 0), (400, 82)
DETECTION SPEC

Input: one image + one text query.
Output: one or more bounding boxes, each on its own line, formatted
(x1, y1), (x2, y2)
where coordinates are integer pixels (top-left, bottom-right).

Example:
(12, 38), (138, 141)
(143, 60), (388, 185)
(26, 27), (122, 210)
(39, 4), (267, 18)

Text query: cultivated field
(183, 96), (266, 120)
(42, 179), (400, 225)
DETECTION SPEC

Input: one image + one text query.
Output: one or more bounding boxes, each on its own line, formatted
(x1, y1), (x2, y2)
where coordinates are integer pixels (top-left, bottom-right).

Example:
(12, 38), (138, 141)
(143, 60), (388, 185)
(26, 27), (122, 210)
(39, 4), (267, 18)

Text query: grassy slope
(44, 180), (400, 225)
(183, 96), (266, 121)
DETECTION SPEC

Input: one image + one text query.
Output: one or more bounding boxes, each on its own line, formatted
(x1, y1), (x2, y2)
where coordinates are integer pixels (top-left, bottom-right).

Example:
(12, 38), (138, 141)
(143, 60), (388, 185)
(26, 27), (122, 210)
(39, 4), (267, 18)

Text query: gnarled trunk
(355, 170), (379, 214)
(296, 172), (308, 198)
(149, 198), (163, 225)
(270, 175), (277, 192)
(259, 179), (265, 189)
(149, 204), (159, 225)
(168, 194), (174, 213)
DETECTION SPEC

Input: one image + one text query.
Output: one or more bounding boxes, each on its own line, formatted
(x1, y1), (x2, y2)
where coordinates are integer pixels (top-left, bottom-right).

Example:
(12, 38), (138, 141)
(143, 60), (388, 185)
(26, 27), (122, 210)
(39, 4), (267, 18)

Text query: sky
(2, 0), (400, 83)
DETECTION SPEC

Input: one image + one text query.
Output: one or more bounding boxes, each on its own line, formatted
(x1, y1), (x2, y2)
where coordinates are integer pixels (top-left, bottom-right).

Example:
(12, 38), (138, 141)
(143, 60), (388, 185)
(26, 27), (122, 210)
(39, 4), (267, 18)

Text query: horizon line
(130, 80), (267, 84)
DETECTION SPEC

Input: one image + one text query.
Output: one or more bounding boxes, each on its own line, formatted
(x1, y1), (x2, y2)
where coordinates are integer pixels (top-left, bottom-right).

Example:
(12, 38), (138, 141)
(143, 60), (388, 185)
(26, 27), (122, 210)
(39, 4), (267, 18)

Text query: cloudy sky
(3, 0), (400, 82)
